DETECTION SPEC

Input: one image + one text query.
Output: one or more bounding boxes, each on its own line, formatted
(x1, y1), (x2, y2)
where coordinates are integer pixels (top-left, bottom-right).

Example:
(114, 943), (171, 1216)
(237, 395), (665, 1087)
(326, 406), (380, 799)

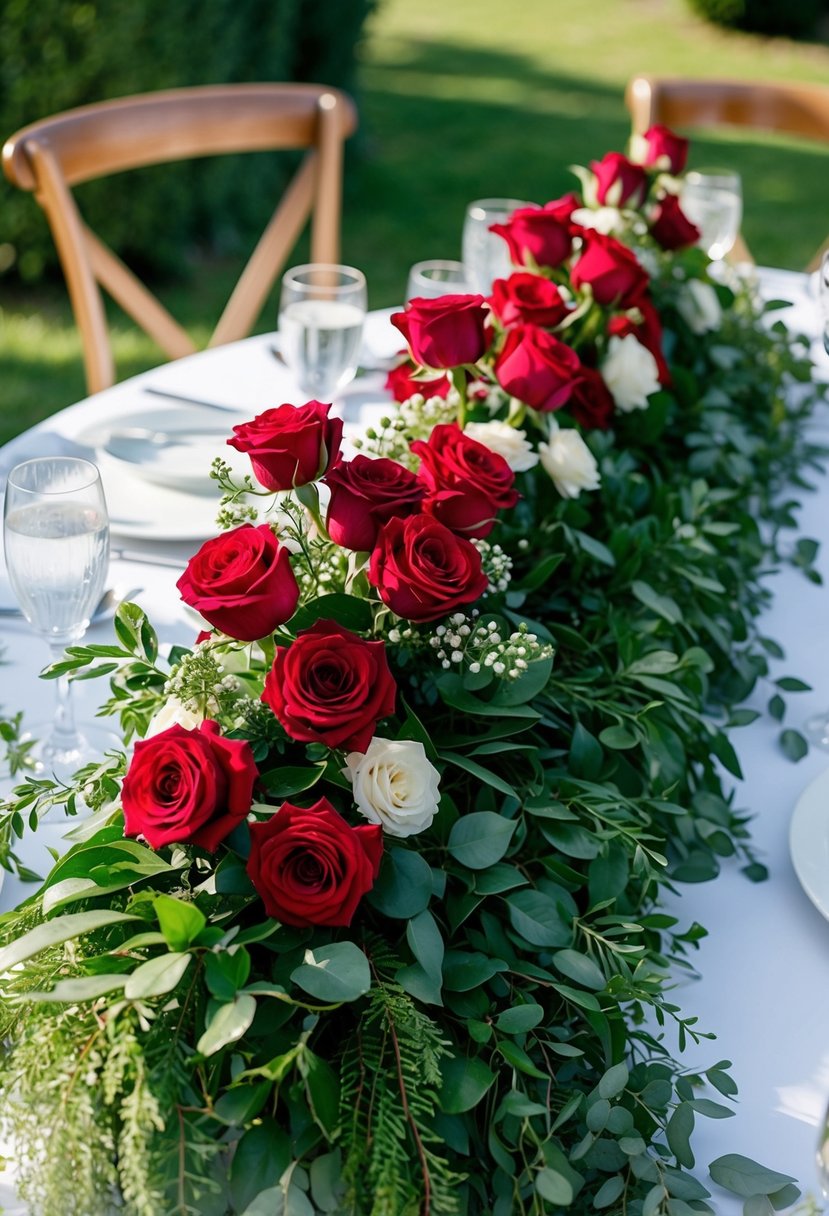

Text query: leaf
(708, 1155), (798, 1198)
(535, 1167), (573, 1205)
(289, 593), (373, 634)
(632, 580), (682, 623)
(496, 1003), (544, 1034)
(258, 763), (327, 799)
(439, 751), (518, 798)
(780, 729), (808, 762)
(491, 655), (554, 706)
(299, 1049), (340, 1139)
(406, 909), (444, 982)
(593, 1175), (625, 1209)
(598, 1061), (629, 1100)
(290, 941), (370, 1003)
(28, 974), (127, 1002)
(507, 889), (573, 948)
(553, 948), (606, 991)
(448, 811), (516, 869)
(154, 893), (206, 951)
(666, 1102), (695, 1168)
(197, 993), (257, 1056)
(213, 1081), (271, 1126)
(0, 909), (138, 974)
(231, 1121), (292, 1212)
(124, 951), (192, 999)
(439, 1056), (497, 1113)
(367, 847), (432, 919)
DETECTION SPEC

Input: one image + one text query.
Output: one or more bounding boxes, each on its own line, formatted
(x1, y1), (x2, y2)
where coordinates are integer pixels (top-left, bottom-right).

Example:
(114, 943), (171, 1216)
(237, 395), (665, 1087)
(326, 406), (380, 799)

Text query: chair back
(625, 76), (829, 268)
(3, 84), (358, 393)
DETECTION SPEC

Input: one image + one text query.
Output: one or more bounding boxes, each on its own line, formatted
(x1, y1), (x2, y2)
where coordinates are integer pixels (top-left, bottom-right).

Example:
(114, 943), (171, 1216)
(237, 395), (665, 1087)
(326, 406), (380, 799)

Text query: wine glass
(462, 198), (536, 294)
(3, 456), (110, 778)
(406, 259), (471, 301)
(680, 170), (743, 262)
(278, 263), (367, 399)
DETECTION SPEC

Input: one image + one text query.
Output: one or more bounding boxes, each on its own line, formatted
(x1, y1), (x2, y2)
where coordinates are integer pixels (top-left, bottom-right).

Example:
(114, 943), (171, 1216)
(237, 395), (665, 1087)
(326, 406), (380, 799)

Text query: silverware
(111, 547), (188, 569)
(0, 585), (142, 625)
(142, 386), (244, 413)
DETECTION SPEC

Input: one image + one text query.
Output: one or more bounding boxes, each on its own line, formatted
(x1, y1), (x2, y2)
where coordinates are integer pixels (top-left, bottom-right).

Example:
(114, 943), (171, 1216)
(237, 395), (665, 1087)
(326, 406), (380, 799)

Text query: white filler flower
(538, 423), (601, 500)
(601, 333), (661, 412)
(463, 419), (540, 472)
(676, 278), (722, 335)
(145, 698), (205, 738)
(344, 737), (441, 838)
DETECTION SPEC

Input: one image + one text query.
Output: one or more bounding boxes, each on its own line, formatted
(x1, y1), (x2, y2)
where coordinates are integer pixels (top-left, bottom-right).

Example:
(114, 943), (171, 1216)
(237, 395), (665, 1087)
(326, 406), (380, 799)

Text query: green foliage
(685, 0), (825, 36)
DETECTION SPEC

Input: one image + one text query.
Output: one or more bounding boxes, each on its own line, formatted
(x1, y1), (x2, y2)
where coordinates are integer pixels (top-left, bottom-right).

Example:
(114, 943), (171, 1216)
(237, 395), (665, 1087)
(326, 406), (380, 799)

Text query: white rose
(344, 737), (440, 838)
(600, 333), (661, 412)
(538, 425), (600, 500)
(676, 278), (722, 335)
(463, 420), (539, 472)
(145, 697), (204, 738)
(571, 205), (626, 236)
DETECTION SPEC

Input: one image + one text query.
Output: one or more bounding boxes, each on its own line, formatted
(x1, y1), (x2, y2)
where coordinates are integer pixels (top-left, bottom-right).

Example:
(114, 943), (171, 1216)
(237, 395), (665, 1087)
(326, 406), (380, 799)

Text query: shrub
(687, 0), (826, 37)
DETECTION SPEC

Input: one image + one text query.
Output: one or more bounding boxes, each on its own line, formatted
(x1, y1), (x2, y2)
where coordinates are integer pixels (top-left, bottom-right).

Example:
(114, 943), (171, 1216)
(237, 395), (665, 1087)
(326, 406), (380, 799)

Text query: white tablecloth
(0, 278), (827, 1212)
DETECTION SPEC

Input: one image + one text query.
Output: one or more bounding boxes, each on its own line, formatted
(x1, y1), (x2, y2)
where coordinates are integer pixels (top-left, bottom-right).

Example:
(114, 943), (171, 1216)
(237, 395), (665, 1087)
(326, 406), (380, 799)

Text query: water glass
(462, 198), (536, 294)
(278, 263), (367, 400)
(680, 170), (743, 261)
(406, 259), (471, 301)
(3, 457), (110, 776)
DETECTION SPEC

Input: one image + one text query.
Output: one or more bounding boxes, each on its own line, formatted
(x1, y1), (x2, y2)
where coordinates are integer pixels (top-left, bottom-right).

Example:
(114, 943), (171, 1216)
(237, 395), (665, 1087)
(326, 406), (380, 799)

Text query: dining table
(0, 270), (827, 1213)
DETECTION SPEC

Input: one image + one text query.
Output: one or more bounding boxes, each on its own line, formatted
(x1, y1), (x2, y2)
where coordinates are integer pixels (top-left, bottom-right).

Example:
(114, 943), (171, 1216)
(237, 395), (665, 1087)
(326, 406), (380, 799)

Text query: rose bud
(567, 366), (616, 431)
(638, 124), (690, 174)
(488, 272), (569, 329)
(228, 400), (343, 491)
(489, 196), (579, 271)
(368, 514), (489, 623)
(494, 323), (583, 413)
(122, 720), (258, 851)
(324, 456), (426, 552)
(177, 524), (299, 642)
(410, 423), (519, 539)
(247, 797), (383, 927)
(385, 359), (451, 403)
(650, 193), (701, 251)
(590, 151), (649, 209)
(391, 294), (489, 369)
(570, 232), (650, 309)
(538, 424), (601, 499)
(262, 620), (397, 753)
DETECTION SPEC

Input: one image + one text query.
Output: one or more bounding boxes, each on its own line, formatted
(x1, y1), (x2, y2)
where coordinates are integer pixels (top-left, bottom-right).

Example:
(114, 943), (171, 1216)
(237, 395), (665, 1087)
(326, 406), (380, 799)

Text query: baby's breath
(164, 647), (240, 718)
(352, 393), (458, 464)
(429, 615), (552, 680)
(472, 538), (513, 593)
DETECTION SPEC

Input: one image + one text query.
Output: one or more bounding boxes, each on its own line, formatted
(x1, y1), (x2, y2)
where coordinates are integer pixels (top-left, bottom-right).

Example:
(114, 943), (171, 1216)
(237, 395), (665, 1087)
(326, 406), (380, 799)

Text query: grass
(0, 0), (827, 436)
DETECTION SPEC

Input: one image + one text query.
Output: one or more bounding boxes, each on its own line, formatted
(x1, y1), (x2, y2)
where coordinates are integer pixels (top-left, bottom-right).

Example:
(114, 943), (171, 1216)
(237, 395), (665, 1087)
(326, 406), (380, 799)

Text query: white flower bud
(344, 737), (440, 838)
(600, 333), (661, 412)
(463, 420), (540, 472)
(144, 697), (205, 738)
(676, 278), (722, 335)
(538, 427), (601, 500)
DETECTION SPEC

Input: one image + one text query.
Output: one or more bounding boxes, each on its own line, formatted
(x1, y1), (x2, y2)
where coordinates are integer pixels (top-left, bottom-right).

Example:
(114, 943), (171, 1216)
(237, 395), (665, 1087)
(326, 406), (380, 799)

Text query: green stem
(452, 367), (469, 429)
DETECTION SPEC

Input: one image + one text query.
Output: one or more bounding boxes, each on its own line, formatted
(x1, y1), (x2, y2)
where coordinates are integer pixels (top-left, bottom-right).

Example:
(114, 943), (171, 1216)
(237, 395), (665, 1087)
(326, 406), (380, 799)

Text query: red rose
(324, 456), (425, 551)
(640, 124), (689, 174)
(177, 524), (299, 642)
(123, 720), (257, 852)
(247, 797), (382, 927)
(385, 359), (451, 403)
(608, 297), (670, 386)
(649, 193), (700, 251)
(568, 367), (615, 431)
(490, 197), (577, 271)
(228, 400), (343, 491)
(590, 152), (649, 209)
(410, 423), (518, 539)
(368, 514), (489, 623)
(488, 272), (569, 329)
(494, 323), (582, 412)
(570, 233), (650, 309)
(391, 294), (488, 369)
(262, 620), (397, 752)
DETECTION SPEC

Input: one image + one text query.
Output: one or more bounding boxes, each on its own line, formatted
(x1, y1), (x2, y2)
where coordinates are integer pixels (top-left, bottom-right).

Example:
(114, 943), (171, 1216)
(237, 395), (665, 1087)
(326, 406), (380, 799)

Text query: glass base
(19, 720), (121, 812)
(805, 711), (829, 752)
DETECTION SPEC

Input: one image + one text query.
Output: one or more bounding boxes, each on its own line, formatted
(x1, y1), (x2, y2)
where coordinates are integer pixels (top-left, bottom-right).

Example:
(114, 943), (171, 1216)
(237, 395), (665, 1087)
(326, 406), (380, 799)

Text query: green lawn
(1, 0), (827, 438)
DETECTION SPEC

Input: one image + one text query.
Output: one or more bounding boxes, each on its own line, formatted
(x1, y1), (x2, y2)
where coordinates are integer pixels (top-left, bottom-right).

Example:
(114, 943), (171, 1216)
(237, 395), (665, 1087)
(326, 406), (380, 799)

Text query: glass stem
(47, 641), (82, 754)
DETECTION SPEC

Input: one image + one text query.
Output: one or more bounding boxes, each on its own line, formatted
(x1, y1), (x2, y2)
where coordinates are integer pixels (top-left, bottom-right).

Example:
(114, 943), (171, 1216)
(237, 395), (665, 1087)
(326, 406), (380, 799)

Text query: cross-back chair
(2, 83), (358, 393)
(625, 75), (829, 269)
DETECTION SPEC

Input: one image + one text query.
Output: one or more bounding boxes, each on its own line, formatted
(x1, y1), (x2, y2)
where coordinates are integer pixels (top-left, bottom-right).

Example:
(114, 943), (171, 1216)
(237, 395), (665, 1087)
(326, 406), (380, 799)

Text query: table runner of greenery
(0, 130), (824, 1216)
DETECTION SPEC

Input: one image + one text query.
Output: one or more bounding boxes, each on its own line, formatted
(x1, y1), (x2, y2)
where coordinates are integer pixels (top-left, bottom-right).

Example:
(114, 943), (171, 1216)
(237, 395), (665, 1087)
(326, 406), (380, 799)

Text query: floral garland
(0, 126), (824, 1216)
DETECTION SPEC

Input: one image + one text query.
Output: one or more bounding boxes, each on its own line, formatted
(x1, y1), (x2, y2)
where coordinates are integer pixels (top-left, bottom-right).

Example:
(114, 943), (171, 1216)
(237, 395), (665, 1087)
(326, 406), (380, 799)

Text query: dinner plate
(96, 407), (247, 494)
(789, 763), (829, 920)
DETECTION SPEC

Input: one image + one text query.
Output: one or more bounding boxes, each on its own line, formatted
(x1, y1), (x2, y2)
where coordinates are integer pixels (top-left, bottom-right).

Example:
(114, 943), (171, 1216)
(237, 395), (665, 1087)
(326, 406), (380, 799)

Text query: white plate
(97, 407), (247, 494)
(789, 764), (829, 920)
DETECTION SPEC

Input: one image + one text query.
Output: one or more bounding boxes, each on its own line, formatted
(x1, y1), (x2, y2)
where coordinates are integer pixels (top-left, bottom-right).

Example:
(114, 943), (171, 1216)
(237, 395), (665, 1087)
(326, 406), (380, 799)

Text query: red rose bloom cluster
(649, 193), (700, 251)
(411, 423), (519, 539)
(228, 400), (342, 491)
(177, 523), (299, 642)
(247, 797), (382, 927)
(391, 294), (488, 369)
(324, 455), (425, 551)
(262, 620), (397, 752)
(495, 324), (583, 412)
(590, 152), (648, 209)
(488, 272), (569, 330)
(571, 232), (649, 308)
(639, 124), (689, 174)
(123, 720), (258, 851)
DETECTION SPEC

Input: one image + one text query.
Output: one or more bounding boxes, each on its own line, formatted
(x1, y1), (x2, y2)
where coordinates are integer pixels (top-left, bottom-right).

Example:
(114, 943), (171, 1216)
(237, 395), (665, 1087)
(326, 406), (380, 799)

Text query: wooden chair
(2, 84), (358, 393)
(625, 75), (829, 269)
